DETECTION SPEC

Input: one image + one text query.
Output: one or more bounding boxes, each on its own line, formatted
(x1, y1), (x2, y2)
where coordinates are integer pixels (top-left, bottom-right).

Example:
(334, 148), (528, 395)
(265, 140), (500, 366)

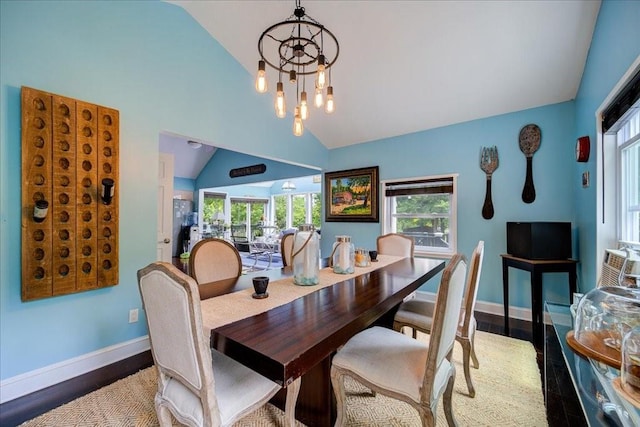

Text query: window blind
(384, 177), (454, 197)
(603, 68), (640, 133)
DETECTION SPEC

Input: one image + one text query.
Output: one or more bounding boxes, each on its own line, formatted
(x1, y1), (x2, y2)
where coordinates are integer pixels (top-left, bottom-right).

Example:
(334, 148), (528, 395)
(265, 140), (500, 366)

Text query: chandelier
(255, 0), (339, 136)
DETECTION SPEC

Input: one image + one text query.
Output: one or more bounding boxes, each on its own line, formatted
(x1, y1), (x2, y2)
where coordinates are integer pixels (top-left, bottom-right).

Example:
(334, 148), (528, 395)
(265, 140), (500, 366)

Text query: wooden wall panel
(21, 87), (119, 301)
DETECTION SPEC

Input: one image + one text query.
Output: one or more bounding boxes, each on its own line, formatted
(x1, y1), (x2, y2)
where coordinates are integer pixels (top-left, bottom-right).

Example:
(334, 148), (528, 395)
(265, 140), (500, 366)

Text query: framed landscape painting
(324, 166), (379, 222)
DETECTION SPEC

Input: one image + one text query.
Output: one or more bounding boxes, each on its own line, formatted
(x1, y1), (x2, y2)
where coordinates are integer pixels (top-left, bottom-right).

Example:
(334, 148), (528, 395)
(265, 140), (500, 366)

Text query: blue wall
(0, 1), (327, 381)
(1, 0), (638, 391)
(323, 102), (577, 307)
(573, 0), (640, 295)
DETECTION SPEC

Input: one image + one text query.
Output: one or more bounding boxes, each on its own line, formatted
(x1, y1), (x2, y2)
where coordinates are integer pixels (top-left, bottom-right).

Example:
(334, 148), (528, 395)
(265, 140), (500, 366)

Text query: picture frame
(324, 166), (379, 222)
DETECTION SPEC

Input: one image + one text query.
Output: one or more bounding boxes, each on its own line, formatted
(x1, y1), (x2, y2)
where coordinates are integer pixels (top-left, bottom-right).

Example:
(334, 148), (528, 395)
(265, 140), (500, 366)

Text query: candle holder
(332, 235), (355, 274)
(100, 178), (115, 205)
(33, 199), (49, 223)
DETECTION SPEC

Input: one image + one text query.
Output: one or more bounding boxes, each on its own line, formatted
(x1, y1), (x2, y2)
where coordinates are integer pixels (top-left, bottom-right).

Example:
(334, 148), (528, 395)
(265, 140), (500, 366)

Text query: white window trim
(381, 173), (458, 259)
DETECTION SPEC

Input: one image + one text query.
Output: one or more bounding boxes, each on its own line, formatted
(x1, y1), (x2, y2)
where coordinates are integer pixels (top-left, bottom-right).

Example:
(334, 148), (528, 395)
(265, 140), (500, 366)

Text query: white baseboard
(0, 336), (150, 404)
(413, 291), (551, 325)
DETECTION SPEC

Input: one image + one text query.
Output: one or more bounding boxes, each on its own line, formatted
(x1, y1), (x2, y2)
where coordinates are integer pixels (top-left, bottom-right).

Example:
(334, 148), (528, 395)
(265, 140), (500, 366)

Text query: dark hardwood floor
(1, 311), (584, 426)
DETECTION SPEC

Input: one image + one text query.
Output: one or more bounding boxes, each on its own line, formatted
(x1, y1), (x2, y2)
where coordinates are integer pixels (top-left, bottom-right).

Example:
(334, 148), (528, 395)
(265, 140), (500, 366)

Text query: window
(230, 197), (268, 239)
(616, 106), (640, 243)
(382, 175), (457, 256)
(271, 192), (321, 231)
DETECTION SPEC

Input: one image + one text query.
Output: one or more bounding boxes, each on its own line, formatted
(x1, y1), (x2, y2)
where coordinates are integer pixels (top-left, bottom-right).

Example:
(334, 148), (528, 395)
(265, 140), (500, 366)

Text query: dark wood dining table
(199, 257), (445, 427)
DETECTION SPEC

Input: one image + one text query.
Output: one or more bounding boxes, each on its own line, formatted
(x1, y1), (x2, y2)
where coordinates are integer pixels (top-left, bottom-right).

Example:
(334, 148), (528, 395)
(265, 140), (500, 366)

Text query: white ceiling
(159, 133), (217, 179)
(171, 0), (601, 149)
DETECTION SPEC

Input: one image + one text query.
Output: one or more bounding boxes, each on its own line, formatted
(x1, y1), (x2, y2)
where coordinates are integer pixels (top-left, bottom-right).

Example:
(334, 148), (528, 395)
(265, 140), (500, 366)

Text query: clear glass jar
(621, 326), (640, 396)
(355, 247), (370, 267)
(332, 235), (354, 274)
(292, 224), (319, 286)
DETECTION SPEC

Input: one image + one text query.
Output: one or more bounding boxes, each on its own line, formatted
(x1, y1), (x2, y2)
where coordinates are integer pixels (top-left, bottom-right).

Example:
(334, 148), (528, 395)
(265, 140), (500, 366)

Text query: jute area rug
(21, 331), (547, 426)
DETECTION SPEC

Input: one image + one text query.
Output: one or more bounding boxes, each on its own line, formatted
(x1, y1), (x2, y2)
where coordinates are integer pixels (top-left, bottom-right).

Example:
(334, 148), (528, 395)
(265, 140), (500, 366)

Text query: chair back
(460, 241), (485, 335)
(189, 238), (242, 284)
(281, 233), (295, 267)
(376, 233), (415, 257)
(421, 253), (467, 404)
(137, 262), (220, 425)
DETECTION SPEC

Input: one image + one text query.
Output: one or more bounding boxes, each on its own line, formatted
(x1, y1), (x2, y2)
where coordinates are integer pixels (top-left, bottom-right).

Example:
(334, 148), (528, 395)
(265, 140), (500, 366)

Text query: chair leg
(470, 328), (479, 369)
(460, 339), (476, 398)
(330, 367), (347, 427)
(442, 372), (458, 427)
(284, 377), (301, 427)
(154, 400), (172, 427)
(419, 407), (436, 427)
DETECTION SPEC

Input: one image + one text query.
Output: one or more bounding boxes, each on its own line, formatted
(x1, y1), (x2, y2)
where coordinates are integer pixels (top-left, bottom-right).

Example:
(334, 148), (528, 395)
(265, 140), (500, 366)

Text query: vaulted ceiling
(172, 0), (601, 149)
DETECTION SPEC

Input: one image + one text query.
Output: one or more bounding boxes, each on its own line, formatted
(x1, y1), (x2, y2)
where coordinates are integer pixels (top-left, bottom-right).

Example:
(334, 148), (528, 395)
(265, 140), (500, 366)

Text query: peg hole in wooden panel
(82, 211), (92, 222)
(59, 104), (70, 117)
(60, 176), (70, 187)
(59, 157), (70, 169)
(102, 243), (111, 254)
(34, 98), (46, 111)
(82, 177), (91, 188)
(58, 193), (69, 205)
(59, 140), (70, 151)
(82, 193), (92, 204)
(103, 227), (111, 238)
(34, 155), (45, 167)
(32, 192), (44, 202)
(82, 228), (91, 239)
(34, 248), (45, 260)
(34, 136), (45, 148)
(82, 160), (92, 171)
(34, 267), (45, 279)
(59, 211), (69, 222)
(81, 262), (91, 274)
(103, 131), (112, 141)
(82, 143), (92, 154)
(59, 229), (69, 240)
(102, 260), (112, 270)
(82, 127), (92, 137)
(34, 118), (45, 129)
(103, 115), (112, 125)
(60, 123), (70, 134)
(82, 110), (92, 121)
(59, 265), (69, 276)
(103, 147), (111, 157)
(59, 247), (70, 258)
(33, 229), (45, 241)
(82, 245), (91, 256)
(34, 174), (45, 185)
(103, 163), (111, 173)
(103, 212), (111, 221)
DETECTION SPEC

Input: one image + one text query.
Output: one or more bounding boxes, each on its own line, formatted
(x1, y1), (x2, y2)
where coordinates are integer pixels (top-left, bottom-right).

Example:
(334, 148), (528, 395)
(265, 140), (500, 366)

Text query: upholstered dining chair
(376, 233), (415, 257)
(393, 240), (485, 397)
(137, 262), (299, 427)
(280, 233), (294, 267)
(189, 238), (242, 284)
(331, 253), (468, 427)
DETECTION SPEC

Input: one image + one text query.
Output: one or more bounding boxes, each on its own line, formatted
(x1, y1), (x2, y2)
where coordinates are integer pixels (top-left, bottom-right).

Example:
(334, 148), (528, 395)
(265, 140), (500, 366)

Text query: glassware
(355, 247), (370, 267)
(292, 224), (320, 286)
(332, 235), (354, 274)
(621, 326), (640, 396)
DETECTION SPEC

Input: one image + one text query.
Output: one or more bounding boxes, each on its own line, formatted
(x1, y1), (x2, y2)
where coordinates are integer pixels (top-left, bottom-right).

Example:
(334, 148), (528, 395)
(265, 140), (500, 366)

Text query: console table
(545, 302), (640, 426)
(501, 254), (577, 348)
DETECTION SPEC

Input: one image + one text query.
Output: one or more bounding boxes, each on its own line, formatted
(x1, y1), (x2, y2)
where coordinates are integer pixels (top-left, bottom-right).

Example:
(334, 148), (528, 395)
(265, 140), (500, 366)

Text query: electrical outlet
(129, 308), (139, 323)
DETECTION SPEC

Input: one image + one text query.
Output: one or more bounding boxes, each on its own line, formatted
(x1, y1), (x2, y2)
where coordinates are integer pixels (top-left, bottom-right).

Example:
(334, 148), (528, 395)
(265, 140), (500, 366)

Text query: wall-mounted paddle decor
(518, 124), (541, 204)
(21, 87), (119, 301)
(479, 146), (499, 219)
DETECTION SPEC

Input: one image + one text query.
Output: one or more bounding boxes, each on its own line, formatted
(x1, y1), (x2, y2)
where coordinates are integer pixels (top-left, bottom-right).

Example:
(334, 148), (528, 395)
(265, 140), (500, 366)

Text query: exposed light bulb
(325, 86), (335, 114)
(314, 87), (323, 108)
(315, 54), (326, 90)
(255, 60), (267, 93)
(274, 81), (286, 118)
(293, 107), (304, 136)
(300, 91), (309, 120)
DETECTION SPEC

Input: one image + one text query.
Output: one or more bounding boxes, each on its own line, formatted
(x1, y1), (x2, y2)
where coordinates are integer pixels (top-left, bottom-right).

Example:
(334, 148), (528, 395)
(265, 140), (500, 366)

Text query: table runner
(200, 254), (404, 337)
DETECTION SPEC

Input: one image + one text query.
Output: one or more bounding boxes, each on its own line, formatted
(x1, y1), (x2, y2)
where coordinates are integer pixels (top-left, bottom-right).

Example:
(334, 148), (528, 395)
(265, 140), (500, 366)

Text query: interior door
(157, 152), (174, 262)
